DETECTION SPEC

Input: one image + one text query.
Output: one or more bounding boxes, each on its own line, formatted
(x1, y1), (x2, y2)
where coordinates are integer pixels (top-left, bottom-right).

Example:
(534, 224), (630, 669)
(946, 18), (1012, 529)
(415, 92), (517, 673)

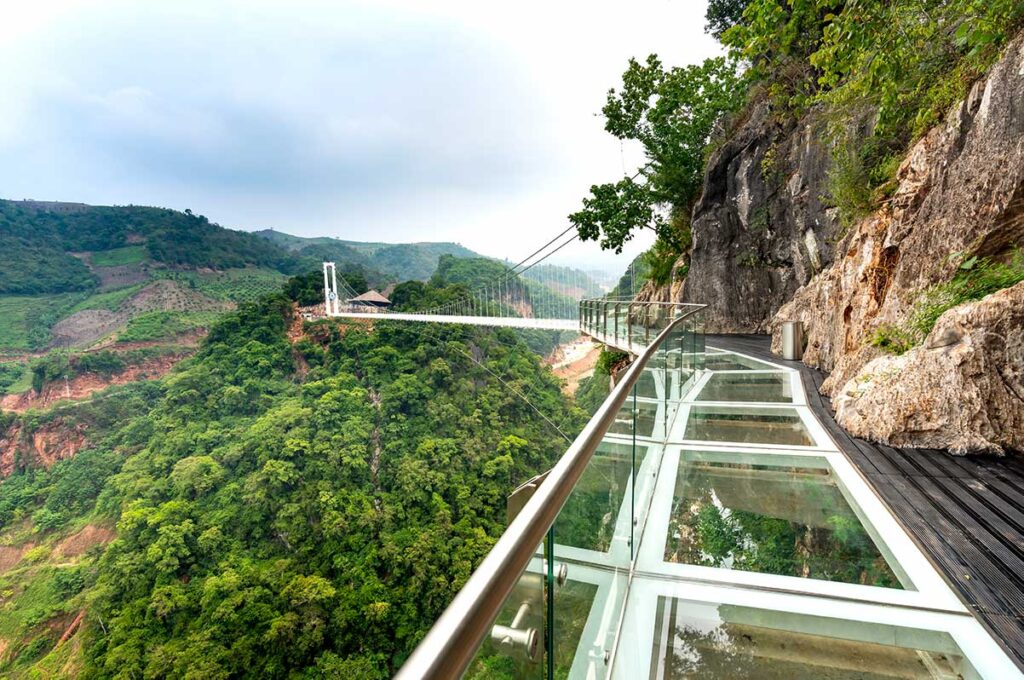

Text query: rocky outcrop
(772, 33), (1024, 453)
(676, 98), (839, 331)
(830, 282), (1024, 453)
(0, 419), (88, 476)
(0, 352), (186, 413)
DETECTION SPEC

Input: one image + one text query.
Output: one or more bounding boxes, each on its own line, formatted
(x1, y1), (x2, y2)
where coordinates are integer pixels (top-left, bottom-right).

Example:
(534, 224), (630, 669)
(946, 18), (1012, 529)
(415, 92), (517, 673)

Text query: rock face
(771, 33), (1024, 453)
(830, 282), (1024, 453)
(0, 419), (89, 477)
(676, 98), (840, 331)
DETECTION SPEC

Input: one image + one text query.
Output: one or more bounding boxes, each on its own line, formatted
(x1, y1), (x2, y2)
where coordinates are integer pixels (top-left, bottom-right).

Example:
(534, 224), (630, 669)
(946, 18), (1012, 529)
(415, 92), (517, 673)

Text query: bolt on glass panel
(463, 546), (548, 679)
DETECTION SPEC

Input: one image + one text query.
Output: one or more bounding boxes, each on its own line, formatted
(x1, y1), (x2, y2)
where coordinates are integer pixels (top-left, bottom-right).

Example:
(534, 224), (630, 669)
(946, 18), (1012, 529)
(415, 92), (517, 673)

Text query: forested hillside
(0, 201), (298, 296)
(256, 229), (482, 282)
(0, 201), (496, 421)
(0, 286), (583, 676)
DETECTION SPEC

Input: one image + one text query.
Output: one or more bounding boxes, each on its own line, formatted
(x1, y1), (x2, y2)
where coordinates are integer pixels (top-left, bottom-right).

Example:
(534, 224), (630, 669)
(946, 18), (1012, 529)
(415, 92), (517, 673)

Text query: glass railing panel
(551, 372), (639, 680)
(463, 546), (548, 679)
(555, 440), (635, 555)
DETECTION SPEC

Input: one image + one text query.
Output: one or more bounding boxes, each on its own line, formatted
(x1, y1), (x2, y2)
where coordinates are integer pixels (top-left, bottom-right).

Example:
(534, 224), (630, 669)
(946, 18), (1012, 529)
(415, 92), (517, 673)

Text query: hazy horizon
(1, 0), (720, 271)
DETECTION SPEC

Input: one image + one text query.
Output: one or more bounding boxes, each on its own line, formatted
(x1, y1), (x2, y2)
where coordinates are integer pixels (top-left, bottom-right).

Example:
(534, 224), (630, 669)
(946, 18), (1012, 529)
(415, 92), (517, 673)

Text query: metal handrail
(592, 297), (701, 306)
(395, 302), (706, 679)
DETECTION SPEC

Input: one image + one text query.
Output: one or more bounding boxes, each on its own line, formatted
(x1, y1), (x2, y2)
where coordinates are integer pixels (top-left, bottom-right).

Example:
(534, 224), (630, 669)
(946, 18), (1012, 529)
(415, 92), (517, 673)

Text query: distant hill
(0, 199), (300, 296)
(255, 229), (482, 282)
(0, 200), (485, 358)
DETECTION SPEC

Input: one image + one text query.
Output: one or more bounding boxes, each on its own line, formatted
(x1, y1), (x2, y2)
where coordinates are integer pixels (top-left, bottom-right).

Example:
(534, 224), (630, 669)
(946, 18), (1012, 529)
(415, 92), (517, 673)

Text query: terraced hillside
(0, 200), (491, 408)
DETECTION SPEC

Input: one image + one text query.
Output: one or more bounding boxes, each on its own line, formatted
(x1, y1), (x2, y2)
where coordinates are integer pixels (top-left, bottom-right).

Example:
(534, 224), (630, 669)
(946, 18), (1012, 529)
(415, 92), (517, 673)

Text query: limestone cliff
(679, 99), (839, 331)
(648, 33), (1024, 453)
(770, 33), (1024, 454)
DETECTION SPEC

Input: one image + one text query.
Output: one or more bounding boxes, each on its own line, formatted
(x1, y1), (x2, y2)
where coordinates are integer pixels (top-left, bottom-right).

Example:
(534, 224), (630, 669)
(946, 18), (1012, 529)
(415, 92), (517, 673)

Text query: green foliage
(870, 324), (916, 356)
(0, 236), (97, 295)
(285, 267), (371, 305)
(69, 284), (147, 314)
(642, 234), (688, 286)
(723, 0), (1024, 215)
(571, 177), (670, 254)
(0, 200), (303, 295)
(0, 446), (124, 533)
(0, 361), (28, 395)
(0, 288), (581, 676)
(90, 245), (148, 267)
(118, 310), (221, 342)
(575, 349), (618, 414)
(911, 252), (1024, 338)
(874, 252), (1024, 353)
(571, 55), (745, 254)
(430, 255), (516, 291)
(154, 267), (289, 304)
(706, 0), (752, 39)
(259, 229), (483, 282)
(29, 347), (176, 393)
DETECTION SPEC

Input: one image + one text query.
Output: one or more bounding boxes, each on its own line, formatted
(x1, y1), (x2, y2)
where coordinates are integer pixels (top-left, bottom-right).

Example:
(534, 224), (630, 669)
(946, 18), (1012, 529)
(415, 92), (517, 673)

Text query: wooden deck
(707, 334), (1024, 670)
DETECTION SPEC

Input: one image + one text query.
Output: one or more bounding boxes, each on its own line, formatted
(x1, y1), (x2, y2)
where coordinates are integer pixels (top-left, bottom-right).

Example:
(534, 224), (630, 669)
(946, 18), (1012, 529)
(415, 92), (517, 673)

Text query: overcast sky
(1, 0), (720, 270)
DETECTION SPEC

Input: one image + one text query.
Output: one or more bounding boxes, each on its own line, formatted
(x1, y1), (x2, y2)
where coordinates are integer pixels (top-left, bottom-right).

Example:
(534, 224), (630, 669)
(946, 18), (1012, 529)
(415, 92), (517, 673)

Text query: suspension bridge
(319, 226), (643, 332)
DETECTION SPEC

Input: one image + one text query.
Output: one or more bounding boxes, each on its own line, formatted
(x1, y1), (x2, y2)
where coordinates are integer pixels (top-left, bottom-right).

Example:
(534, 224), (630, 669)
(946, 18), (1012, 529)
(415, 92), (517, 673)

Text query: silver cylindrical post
(781, 321), (805, 361)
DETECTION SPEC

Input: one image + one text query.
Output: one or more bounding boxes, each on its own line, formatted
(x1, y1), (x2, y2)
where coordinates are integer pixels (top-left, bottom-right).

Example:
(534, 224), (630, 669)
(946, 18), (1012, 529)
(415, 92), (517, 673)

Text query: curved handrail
(395, 302), (706, 679)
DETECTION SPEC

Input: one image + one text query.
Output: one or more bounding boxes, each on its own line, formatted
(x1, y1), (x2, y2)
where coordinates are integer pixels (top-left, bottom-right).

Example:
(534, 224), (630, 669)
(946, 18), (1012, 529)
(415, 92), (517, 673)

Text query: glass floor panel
(610, 400), (662, 439)
(695, 373), (794, 403)
(682, 406), (813, 446)
(663, 452), (902, 587)
(649, 597), (979, 680)
(686, 352), (777, 371)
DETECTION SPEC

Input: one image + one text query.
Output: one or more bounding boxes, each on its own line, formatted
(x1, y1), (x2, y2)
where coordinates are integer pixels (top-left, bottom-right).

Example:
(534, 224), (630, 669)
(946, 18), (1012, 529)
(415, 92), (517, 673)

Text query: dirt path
(550, 337), (601, 396)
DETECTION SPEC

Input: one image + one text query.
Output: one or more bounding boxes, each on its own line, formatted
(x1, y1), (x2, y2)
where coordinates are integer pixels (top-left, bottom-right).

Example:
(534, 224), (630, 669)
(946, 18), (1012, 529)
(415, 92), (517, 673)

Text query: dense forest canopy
(0, 285), (584, 676)
(0, 201), (300, 295)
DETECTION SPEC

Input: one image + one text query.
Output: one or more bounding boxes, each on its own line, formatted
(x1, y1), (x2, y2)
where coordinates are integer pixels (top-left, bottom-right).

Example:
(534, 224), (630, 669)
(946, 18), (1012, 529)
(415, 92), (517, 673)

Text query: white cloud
(0, 0), (720, 272)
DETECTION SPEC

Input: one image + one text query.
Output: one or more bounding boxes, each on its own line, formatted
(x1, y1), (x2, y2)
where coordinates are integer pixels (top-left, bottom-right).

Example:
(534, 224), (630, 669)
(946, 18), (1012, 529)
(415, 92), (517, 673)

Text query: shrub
(870, 324), (915, 356)
(909, 251), (1024, 338)
(873, 251), (1024, 354)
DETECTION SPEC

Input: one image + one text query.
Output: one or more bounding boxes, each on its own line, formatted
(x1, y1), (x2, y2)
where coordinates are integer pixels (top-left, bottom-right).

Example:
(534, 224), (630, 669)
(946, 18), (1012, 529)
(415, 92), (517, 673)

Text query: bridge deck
(328, 312), (578, 330)
(708, 333), (1024, 671)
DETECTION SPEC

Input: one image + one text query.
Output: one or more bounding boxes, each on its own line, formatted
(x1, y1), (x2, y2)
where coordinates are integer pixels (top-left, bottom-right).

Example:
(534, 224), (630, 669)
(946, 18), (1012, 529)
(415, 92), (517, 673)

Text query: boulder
(831, 282), (1024, 454)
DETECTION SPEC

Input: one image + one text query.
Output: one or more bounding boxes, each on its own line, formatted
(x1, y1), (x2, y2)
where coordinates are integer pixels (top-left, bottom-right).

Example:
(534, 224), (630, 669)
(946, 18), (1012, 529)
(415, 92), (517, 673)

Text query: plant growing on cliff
(873, 251), (1024, 354)
(910, 251), (1024, 338)
(724, 0), (1024, 222)
(570, 56), (745, 255)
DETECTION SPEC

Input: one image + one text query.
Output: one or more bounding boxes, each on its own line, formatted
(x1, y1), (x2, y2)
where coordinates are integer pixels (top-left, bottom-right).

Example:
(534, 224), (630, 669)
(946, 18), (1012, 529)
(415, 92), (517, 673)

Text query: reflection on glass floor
(683, 406), (813, 446)
(649, 598), (979, 680)
(664, 453), (901, 588)
(544, 348), (1020, 680)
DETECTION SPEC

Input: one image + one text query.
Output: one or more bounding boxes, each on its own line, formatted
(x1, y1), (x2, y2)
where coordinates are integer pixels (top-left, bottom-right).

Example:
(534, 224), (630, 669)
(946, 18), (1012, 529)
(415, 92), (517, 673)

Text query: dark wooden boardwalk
(708, 334), (1024, 670)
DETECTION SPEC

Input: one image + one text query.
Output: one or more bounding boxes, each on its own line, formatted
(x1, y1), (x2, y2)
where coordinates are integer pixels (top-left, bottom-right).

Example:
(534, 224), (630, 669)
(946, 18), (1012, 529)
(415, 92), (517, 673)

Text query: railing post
(625, 303), (631, 347)
(614, 303), (620, 344)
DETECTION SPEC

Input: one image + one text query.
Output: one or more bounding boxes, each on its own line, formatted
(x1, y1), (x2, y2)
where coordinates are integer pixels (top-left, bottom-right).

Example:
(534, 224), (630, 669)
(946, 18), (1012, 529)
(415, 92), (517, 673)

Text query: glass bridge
(397, 301), (1023, 680)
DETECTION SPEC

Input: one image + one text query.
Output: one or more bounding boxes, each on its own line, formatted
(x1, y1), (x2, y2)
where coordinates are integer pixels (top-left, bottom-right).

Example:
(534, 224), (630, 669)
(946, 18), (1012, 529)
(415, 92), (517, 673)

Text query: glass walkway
(398, 301), (1023, 680)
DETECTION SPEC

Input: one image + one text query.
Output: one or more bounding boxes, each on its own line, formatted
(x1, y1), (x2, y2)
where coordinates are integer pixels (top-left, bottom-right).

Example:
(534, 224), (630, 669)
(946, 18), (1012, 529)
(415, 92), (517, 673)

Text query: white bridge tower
(322, 261), (340, 316)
